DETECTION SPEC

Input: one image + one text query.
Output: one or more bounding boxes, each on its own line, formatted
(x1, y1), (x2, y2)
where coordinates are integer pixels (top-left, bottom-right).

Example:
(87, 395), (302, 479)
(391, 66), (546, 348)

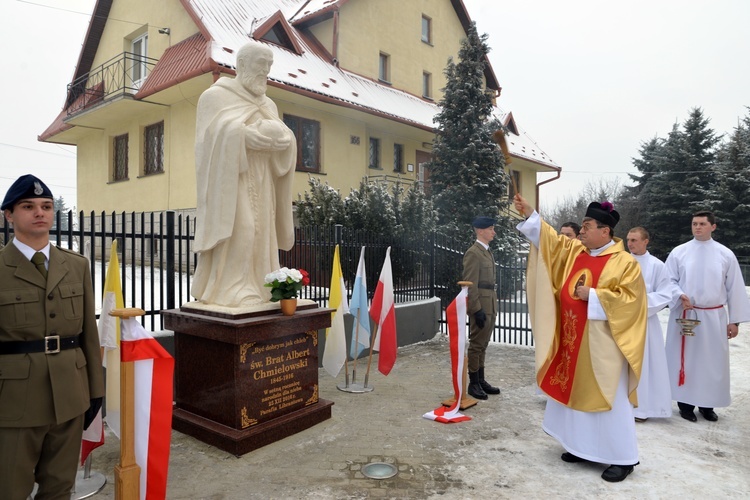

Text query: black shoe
(601, 463), (637, 482)
(467, 382), (488, 400)
(477, 367), (500, 395)
(467, 371), (488, 400)
(679, 409), (697, 422)
(561, 452), (588, 463)
(699, 408), (718, 421)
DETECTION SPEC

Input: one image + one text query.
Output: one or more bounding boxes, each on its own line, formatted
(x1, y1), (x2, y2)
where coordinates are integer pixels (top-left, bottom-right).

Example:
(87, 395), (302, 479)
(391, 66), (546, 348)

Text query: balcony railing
(66, 52), (158, 116)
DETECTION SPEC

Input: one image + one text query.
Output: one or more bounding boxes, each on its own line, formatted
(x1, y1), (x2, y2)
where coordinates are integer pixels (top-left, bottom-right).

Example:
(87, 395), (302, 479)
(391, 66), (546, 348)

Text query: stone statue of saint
(191, 41), (297, 308)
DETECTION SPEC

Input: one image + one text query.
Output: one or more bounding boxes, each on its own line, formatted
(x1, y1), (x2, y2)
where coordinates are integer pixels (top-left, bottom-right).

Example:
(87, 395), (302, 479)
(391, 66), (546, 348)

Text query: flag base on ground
(74, 469), (107, 499)
(423, 286), (473, 424)
(336, 382), (374, 393)
(441, 395), (478, 411)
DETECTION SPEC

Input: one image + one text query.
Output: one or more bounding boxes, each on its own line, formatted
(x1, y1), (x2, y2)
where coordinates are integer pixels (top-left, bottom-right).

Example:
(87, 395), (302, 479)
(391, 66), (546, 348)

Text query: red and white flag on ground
(423, 287), (471, 423)
(370, 247), (397, 375)
(121, 318), (174, 500)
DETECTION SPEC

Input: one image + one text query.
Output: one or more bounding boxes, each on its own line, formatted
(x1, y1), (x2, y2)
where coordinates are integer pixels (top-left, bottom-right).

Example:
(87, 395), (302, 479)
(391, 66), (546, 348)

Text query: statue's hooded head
(236, 41), (273, 97)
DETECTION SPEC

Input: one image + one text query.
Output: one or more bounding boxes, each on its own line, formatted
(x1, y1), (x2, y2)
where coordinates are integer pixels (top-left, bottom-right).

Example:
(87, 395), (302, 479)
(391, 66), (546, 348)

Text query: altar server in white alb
(627, 227), (673, 421)
(664, 211), (750, 423)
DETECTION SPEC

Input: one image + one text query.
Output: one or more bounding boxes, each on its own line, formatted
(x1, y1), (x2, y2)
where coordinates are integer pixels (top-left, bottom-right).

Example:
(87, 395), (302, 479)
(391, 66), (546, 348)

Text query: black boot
(478, 367), (501, 395)
(468, 371), (488, 400)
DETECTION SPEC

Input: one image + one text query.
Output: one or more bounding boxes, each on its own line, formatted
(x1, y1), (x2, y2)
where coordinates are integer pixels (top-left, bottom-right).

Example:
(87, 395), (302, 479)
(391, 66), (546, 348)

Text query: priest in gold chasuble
(514, 194), (647, 483)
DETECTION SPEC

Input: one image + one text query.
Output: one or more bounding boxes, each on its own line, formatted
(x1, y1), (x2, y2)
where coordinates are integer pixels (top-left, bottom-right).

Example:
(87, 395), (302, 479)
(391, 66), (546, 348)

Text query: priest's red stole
(540, 252), (612, 405)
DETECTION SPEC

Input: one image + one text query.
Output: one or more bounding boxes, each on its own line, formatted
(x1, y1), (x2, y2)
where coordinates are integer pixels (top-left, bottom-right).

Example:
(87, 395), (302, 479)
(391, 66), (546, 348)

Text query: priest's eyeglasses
(580, 222), (606, 232)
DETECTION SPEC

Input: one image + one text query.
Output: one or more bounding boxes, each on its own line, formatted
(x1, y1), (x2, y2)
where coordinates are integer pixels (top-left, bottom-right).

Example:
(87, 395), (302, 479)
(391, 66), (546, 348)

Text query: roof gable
(253, 10), (304, 55)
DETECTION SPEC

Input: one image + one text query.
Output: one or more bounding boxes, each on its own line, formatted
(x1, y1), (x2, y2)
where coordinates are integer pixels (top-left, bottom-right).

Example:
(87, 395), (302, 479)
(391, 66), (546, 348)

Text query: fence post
(166, 211), (176, 311)
(429, 231), (436, 298)
(334, 224), (343, 246)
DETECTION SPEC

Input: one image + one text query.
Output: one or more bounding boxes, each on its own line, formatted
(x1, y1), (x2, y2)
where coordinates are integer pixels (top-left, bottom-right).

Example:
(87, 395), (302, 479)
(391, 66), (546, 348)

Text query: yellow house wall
(88, 0), (197, 70)
(75, 0), (200, 212)
(336, 0), (466, 100)
(72, 0), (545, 214)
(271, 88), (433, 200)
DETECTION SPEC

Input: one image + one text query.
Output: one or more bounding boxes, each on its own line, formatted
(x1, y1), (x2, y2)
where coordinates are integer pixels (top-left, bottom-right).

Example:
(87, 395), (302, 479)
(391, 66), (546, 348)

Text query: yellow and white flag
(322, 245), (349, 377)
(99, 240), (125, 437)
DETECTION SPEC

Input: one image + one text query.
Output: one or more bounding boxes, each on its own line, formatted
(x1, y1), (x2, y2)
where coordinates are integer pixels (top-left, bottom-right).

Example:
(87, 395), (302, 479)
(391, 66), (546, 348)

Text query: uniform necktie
(31, 252), (48, 280)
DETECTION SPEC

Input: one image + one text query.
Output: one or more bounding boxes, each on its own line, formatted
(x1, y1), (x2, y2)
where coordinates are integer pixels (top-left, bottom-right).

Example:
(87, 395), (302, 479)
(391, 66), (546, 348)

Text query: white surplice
(632, 252), (673, 419)
(665, 238), (750, 408)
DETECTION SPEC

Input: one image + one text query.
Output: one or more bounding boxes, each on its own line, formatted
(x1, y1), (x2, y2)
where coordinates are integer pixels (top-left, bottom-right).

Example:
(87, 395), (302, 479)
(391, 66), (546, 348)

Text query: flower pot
(280, 298), (297, 316)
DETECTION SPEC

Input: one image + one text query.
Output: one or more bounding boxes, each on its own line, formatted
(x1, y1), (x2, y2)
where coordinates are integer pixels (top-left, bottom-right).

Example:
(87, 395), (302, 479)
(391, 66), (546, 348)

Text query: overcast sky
(2, 0), (749, 210)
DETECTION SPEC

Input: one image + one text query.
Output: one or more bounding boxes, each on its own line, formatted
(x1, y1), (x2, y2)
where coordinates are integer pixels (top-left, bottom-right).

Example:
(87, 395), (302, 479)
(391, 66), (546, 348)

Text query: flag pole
(362, 323), (377, 390)
(442, 282), (478, 410)
(110, 307), (145, 500)
(351, 312), (361, 384)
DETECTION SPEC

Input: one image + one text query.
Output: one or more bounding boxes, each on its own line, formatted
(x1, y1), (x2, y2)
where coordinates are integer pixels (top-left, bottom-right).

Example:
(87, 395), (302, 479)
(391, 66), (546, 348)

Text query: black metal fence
(1, 210), (535, 344)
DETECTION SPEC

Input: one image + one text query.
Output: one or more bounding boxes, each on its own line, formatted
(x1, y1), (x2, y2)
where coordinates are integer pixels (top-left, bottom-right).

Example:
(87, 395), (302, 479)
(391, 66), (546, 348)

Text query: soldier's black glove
(474, 310), (487, 329)
(83, 397), (103, 430)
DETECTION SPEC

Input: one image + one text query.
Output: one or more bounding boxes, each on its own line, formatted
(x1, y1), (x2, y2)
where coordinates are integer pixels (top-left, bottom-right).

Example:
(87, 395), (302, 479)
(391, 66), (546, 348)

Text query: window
(509, 170), (521, 197)
(393, 144), (404, 173)
(283, 114), (321, 172)
(369, 138), (381, 169)
(113, 134), (128, 181)
(422, 71), (432, 99)
(421, 15), (432, 44)
(131, 33), (148, 88)
(143, 121), (164, 175)
(379, 53), (390, 83)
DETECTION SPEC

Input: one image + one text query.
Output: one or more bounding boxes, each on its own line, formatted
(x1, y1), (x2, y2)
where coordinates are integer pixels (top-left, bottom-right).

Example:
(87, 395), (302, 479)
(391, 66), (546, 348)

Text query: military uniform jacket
(462, 242), (498, 316)
(0, 243), (104, 427)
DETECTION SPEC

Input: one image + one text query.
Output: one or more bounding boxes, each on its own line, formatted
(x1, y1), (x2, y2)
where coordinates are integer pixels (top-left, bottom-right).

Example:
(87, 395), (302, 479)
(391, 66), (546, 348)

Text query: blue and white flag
(349, 246), (370, 358)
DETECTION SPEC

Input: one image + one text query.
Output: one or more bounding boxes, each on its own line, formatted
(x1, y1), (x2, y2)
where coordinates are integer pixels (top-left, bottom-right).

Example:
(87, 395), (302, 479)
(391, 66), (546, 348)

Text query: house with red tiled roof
(39, 0), (560, 213)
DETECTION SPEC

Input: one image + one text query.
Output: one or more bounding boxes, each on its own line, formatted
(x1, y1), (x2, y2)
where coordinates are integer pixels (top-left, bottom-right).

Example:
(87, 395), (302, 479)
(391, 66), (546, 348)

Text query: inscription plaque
(164, 305), (333, 455)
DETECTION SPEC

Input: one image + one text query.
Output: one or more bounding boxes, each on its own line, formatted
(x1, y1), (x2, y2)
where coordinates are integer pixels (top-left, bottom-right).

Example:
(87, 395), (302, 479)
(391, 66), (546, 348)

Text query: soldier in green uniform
(0, 175), (104, 499)
(463, 216), (500, 400)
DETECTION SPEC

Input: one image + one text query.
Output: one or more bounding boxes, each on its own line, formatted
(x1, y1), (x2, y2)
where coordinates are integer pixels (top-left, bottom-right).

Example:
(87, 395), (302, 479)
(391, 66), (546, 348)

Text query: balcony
(66, 52), (158, 117)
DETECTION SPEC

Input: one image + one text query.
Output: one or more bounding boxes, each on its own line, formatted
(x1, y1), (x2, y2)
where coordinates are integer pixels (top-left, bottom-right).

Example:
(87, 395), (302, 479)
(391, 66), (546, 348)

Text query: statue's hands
(245, 122), (291, 151)
(245, 123), (274, 150)
(270, 134), (291, 150)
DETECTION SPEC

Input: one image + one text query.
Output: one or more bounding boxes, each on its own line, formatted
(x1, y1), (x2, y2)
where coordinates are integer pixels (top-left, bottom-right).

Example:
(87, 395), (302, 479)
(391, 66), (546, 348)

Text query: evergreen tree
(427, 22), (509, 252)
(705, 109), (750, 257)
(52, 195), (69, 231)
(681, 107), (721, 211)
(638, 109), (720, 256)
(344, 180), (397, 238)
(295, 177), (345, 226)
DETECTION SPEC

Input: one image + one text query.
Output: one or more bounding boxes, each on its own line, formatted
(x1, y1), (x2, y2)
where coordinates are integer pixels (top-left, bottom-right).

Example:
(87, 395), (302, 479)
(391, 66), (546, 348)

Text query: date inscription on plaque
(240, 331), (318, 426)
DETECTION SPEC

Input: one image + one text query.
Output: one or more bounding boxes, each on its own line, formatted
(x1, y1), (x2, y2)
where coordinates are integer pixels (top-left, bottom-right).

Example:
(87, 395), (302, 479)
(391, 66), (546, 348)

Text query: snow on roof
(183, 1), (558, 167)
(287, 0), (342, 23)
(187, 0), (438, 129)
(495, 109), (559, 169)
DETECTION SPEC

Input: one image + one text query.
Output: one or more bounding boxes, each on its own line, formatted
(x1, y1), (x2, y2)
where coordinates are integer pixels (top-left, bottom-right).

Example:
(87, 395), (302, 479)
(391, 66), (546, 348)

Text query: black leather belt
(0, 334), (81, 355)
(478, 284), (496, 290)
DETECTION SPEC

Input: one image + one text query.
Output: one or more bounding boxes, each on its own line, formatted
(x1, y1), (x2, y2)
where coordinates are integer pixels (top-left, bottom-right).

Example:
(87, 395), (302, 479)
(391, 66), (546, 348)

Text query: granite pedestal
(163, 303), (333, 456)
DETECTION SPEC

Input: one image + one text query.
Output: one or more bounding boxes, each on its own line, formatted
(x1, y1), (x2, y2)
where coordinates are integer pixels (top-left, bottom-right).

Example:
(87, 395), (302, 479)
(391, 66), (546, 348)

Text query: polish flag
(370, 247), (397, 375)
(423, 287), (471, 423)
(120, 318), (174, 500)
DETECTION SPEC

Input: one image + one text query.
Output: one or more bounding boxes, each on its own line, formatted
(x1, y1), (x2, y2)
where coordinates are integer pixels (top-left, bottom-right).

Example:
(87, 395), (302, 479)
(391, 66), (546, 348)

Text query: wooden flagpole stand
(442, 281), (478, 410)
(110, 308), (145, 500)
